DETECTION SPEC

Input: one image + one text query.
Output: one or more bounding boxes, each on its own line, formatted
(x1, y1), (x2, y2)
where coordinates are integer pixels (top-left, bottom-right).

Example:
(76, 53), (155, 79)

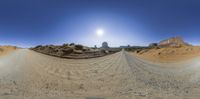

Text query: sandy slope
(0, 46), (16, 56)
(0, 49), (200, 99)
(134, 46), (200, 63)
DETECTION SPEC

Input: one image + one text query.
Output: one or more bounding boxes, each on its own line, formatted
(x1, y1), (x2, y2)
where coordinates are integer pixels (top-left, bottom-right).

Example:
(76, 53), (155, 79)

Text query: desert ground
(0, 47), (200, 99)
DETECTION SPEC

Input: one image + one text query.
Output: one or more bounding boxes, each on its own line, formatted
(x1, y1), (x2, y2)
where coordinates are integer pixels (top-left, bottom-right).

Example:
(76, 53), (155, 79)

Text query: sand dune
(0, 49), (200, 99)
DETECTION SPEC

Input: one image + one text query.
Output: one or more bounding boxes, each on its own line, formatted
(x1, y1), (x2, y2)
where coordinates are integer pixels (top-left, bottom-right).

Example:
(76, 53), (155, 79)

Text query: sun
(96, 28), (104, 37)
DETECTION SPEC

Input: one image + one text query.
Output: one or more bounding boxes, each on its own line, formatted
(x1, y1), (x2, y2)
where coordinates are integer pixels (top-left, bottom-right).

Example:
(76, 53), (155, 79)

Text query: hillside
(31, 43), (120, 59)
(0, 46), (17, 56)
(133, 46), (200, 62)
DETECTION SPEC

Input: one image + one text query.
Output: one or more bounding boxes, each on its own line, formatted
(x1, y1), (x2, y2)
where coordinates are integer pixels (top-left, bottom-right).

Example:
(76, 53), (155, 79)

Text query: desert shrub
(101, 49), (107, 54)
(149, 43), (158, 48)
(69, 43), (75, 46)
(39, 46), (45, 50)
(34, 45), (42, 49)
(13, 46), (17, 49)
(47, 46), (54, 49)
(0, 48), (3, 52)
(139, 49), (149, 54)
(75, 45), (83, 50)
(82, 49), (87, 51)
(105, 50), (109, 54)
(63, 43), (69, 46)
(136, 50), (141, 53)
(100, 50), (110, 54)
(62, 48), (73, 55)
(155, 46), (161, 49)
(82, 48), (90, 52)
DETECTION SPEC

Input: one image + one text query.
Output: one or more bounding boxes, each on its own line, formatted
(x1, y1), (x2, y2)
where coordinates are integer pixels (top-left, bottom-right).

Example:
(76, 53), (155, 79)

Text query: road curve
(0, 49), (200, 99)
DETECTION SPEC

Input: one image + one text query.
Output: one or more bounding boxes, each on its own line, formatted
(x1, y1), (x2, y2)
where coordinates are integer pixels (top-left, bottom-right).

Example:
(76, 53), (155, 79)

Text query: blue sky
(0, 0), (200, 47)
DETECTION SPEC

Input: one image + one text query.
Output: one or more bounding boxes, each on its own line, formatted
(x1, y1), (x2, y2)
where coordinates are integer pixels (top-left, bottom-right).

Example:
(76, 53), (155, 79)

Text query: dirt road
(0, 49), (200, 99)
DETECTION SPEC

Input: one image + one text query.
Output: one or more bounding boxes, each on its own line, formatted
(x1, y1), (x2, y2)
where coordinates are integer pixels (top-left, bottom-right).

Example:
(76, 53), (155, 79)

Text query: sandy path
(0, 49), (200, 99)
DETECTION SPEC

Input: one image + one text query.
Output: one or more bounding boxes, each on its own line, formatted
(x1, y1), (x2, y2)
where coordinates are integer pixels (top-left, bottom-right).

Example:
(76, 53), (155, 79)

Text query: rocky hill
(31, 43), (120, 59)
(158, 36), (190, 47)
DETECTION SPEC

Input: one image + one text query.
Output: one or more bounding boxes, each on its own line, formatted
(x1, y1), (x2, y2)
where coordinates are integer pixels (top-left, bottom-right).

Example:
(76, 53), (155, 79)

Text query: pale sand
(0, 49), (200, 99)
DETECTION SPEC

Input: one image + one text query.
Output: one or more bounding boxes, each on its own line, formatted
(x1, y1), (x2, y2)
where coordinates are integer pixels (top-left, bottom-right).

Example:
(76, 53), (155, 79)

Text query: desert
(0, 42), (200, 99)
(0, 0), (200, 99)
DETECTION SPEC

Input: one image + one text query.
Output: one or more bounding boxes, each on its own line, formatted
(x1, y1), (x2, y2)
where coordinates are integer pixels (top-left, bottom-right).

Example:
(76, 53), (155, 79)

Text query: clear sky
(0, 0), (200, 47)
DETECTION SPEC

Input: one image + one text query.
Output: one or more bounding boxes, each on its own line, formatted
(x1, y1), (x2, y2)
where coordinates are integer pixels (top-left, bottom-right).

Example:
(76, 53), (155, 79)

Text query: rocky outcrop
(158, 37), (190, 47)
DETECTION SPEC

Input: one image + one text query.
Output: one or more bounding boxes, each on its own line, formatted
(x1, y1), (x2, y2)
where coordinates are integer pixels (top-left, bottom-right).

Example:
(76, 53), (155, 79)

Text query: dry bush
(63, 43), (69, 46)
(139, 49), (149, 54)
(75, 45), (83, 50)
(0, 48), (3, 52)
(35, 45), (42, 49)
(62, 48), (74, 55)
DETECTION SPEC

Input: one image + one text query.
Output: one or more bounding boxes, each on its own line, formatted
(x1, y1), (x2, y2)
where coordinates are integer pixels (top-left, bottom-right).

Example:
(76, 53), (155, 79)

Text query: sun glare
(96, 28), (104, 37)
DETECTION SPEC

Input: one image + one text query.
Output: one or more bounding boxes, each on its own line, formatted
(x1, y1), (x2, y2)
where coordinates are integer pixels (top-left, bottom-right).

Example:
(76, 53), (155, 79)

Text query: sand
(0, 46), (17, 56)
(0, 49), (200, 99)
(134, 46), (200, 63)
